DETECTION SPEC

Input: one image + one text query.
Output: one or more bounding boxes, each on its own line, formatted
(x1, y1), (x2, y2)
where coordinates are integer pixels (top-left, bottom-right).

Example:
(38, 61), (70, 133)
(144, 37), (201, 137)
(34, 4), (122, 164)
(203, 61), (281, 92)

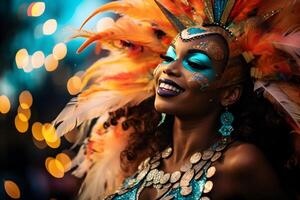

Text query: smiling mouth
(157, 78), (185, 97)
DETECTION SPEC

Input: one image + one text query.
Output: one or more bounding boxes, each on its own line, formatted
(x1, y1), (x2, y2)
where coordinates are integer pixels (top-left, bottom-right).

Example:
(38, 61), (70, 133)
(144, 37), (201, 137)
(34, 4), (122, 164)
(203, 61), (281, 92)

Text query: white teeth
(159, 82), (182, 93)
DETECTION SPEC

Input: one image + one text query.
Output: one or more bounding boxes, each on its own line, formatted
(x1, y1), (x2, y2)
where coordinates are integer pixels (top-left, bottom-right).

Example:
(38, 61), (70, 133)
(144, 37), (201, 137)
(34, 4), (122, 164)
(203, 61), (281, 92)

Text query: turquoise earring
(218, 107), (234, 137)
(158, 113), (166, 127)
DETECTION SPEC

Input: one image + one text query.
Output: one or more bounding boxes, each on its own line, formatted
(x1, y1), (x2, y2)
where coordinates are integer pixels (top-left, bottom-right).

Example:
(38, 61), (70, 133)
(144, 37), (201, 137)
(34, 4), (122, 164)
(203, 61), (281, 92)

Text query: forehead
(171, 28), (229, 62)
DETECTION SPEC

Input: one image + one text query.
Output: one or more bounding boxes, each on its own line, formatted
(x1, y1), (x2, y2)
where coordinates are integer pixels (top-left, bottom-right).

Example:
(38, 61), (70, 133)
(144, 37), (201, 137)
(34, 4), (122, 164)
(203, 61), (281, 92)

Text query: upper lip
(158, 78), (185, 91)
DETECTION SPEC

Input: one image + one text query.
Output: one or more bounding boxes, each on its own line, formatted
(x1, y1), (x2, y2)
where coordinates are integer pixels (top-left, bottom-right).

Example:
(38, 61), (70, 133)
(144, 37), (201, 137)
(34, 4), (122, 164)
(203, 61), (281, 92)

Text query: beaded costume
(53, 0), (300, 199)
(105, 139), (231, 200)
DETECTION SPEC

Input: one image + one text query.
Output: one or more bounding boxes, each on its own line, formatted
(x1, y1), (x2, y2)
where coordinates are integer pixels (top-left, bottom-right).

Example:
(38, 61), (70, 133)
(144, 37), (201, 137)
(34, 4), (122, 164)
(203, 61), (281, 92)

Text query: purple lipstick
(157, 78), (185, 97)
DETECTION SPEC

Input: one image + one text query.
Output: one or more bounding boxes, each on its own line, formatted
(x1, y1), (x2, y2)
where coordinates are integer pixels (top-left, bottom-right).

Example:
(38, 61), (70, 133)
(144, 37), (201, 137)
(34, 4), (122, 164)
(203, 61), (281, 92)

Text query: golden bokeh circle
(4, 180), (21, 199)
(0, 95), (11, 114)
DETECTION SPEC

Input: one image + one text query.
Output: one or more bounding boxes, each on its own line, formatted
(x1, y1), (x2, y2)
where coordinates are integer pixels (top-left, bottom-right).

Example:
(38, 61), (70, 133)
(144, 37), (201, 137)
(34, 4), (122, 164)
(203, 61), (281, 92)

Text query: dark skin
(139, 30), (286, 200)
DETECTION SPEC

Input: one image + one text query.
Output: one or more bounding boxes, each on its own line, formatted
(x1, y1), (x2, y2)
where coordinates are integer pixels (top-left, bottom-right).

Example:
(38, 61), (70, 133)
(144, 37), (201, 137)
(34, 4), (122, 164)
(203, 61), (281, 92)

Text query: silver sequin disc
(180, 186), (193, 196)
(180, 169), (195, 187)
(170, 171), (182, 183)
(160, 173), (171, 185)
(190, 152), (202, 164)
(206, 166), (216, 178)
(202, 150), (214, 160)
(204, 180), (213, 193)
(162, 147), (173, 159)
(211, 152), (222, 162)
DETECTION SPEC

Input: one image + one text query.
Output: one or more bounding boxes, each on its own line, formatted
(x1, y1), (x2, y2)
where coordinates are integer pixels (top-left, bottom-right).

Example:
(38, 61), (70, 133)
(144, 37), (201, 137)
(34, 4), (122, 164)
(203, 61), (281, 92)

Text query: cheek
(186, 70), (216, 91)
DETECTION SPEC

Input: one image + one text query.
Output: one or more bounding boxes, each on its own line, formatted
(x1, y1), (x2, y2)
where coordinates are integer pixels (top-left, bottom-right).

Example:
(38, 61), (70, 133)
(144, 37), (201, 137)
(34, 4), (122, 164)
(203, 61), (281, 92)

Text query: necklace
(108, 137), (231, 200)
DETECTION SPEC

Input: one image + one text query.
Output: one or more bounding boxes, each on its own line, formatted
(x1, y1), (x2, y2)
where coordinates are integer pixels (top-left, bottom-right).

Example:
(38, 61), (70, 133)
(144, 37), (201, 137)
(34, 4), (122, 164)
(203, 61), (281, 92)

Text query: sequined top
(105, 139), (230, 200)
(109, 172), (208, 200)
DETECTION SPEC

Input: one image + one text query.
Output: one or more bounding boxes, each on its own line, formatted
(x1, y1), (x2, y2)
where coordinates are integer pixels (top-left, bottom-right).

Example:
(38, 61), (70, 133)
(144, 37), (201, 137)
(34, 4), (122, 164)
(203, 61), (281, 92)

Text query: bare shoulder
(219, 142), (287, 200)
(223, 142), (268, 172)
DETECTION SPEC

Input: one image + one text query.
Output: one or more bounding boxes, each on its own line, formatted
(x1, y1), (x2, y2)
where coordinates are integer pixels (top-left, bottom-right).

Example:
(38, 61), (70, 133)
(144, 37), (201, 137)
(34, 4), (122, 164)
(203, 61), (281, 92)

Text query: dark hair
(230, 79), (297, 198)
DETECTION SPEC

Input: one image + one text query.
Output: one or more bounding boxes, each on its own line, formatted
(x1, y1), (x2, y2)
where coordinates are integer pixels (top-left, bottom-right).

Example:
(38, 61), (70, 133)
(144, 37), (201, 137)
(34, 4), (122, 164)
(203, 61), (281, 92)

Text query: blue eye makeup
(183, 52), (213, 72)
(160, 46), (216, 81)
(161, 46), (177, 64)
(183, 52), (216, 81)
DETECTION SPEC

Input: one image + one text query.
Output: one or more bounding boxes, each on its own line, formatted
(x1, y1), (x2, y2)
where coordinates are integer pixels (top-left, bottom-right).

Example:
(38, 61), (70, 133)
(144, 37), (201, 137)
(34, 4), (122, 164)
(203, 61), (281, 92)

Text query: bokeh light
(67, 76), (82, 95)
(31, 51), (45, 68)
(17, 106), (31, 122)
(15, 49), (29, 69)
(56, 153), (72, 172)
(15, 115), (29, 133)
(0, 95), (11, 114)
(53, 43), (67, 60)
(27, 2), (46, 17)
(42, 123), (58, 143)
(45, 157), (65, 178)
(44, 54), (59, 72)
(19, 90), (33, 109)
(46, 137), (61, 149)
(2, 0), (113, 199)
(32, 122), (44, 141)
(22, 60), (34, 73)
(4, 180), (21, 199)
(43, 19), (57, 35)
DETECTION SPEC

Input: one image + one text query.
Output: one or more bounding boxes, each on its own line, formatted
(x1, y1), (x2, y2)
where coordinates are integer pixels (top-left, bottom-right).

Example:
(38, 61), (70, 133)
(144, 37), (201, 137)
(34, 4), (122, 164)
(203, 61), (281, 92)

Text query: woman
(54, 0), (300, 199)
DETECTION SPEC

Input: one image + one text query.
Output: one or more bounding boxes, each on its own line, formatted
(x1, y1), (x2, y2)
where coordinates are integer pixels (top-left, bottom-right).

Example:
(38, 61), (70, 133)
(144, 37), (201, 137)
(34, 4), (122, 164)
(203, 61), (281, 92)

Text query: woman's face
(154, 27), (229, 118)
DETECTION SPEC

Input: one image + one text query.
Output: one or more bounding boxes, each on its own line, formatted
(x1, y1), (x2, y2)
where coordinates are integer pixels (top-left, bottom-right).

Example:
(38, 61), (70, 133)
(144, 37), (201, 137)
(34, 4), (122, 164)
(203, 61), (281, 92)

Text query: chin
(154, 95), (177, 115)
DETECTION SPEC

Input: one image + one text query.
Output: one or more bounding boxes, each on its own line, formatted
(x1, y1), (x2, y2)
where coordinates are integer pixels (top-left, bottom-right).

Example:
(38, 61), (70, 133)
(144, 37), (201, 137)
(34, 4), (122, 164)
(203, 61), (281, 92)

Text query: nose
(163, 62), (181, 77)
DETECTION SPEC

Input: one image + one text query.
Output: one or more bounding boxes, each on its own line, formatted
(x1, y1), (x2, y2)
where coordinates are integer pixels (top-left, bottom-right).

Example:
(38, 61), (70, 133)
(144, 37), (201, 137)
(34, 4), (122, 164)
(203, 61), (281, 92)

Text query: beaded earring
(218, 107), (234, 137)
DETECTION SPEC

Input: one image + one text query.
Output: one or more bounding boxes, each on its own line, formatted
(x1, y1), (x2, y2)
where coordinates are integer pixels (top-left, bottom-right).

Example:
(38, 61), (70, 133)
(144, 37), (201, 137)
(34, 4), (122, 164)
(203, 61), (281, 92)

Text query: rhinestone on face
(170, 171), (182, 183)
(190, 152), (202, 164)
(162, 147), (173, 159)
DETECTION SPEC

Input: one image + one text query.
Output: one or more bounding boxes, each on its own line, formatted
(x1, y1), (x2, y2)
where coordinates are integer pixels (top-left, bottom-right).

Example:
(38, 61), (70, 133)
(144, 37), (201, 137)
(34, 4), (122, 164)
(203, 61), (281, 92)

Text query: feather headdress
(53, 0), (300, 199)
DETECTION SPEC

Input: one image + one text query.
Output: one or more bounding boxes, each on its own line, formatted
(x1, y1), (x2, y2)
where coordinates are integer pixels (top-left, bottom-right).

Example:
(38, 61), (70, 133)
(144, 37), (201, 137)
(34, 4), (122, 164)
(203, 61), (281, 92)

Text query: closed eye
(187, 60), (209, 70)
(160, 54), (175, 63)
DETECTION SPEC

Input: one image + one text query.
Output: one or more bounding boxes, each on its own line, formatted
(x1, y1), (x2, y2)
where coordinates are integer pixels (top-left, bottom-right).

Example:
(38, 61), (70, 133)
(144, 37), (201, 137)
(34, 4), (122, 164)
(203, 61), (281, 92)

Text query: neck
(170, 111), (220, 163)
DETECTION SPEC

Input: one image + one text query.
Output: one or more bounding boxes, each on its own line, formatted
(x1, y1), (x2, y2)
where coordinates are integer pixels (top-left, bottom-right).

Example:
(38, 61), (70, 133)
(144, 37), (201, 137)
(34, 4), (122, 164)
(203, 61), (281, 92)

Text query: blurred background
(0, 0), (114, 199)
